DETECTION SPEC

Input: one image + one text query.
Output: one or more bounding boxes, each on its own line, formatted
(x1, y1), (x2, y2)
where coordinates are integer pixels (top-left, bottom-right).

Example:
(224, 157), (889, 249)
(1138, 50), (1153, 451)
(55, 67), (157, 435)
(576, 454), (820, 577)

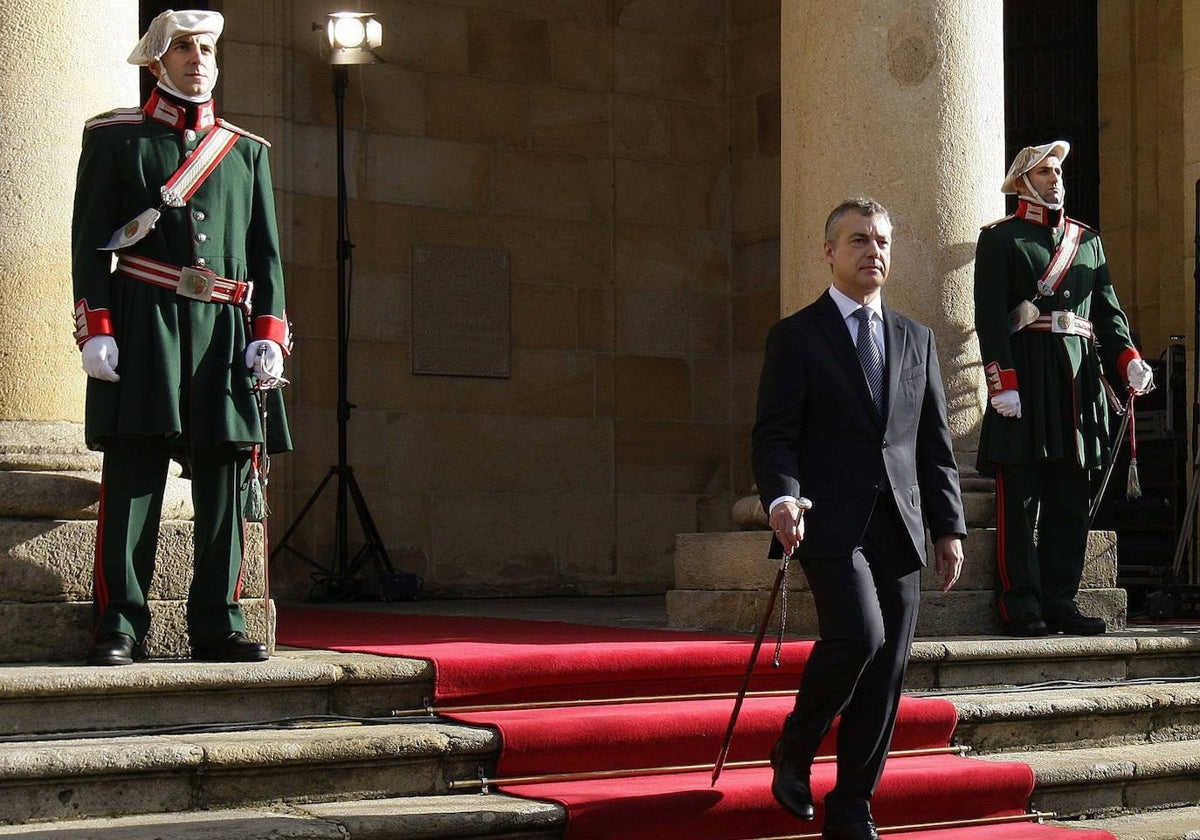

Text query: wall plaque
(411, 244), (511, 378)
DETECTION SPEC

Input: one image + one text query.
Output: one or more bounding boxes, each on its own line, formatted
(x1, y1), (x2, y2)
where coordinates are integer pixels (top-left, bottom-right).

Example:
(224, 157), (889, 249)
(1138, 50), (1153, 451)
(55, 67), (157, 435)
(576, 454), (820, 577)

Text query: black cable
(0, 712), (438, 745)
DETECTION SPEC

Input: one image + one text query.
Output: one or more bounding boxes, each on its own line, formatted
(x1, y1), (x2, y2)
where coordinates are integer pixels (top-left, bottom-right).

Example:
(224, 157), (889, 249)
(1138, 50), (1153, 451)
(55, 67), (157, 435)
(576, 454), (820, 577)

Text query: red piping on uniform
(995, 466), (1011, 622)
(93, 477), (109, 632)
(234, 507), (246, 602)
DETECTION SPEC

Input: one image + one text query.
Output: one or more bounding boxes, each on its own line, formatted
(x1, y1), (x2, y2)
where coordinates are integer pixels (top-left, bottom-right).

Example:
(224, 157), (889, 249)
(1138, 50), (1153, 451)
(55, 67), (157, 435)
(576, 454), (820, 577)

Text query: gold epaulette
(85, 108), (145, 130)
(216, 118), (271, 147)
(980, 214), (1016, 231)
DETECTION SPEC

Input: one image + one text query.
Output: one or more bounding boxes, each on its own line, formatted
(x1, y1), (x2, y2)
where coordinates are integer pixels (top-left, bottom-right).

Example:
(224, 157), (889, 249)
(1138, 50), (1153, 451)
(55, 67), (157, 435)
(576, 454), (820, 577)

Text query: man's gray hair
(824, 197), (891, 243)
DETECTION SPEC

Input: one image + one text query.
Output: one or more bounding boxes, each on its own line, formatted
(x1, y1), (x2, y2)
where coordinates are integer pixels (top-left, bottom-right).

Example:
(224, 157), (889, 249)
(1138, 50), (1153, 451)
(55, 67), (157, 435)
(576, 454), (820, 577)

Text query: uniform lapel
(815, 292), (883, 425)
(882, 306), (908, 429)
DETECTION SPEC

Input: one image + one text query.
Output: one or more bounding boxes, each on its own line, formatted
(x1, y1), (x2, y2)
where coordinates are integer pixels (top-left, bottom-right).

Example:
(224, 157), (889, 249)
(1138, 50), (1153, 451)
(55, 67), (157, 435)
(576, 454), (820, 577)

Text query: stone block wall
(1097, 0), (1190, 359)
(215, 1), (786, 600)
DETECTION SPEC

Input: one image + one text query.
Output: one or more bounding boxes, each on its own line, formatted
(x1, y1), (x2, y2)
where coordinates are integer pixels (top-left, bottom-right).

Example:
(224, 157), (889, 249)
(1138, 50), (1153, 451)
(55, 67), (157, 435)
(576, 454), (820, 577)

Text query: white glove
(81, 336), (120, 382)
(1126, 359), (1154, 394)
(990, 389), (1021, 418)
(245, 340), (284, 382)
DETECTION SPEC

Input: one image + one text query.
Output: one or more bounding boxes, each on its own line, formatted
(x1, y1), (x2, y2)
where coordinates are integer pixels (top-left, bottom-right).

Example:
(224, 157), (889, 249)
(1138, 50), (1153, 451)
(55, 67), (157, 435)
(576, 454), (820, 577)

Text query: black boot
(88, 632), (135, 666)
(191, 631), (268, 662)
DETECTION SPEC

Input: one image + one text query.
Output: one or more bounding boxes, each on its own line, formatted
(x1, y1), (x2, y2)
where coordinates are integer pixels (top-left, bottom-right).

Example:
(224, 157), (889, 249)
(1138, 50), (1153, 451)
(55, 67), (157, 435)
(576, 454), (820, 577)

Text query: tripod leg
(343, 467), (396, 575)
(1170, 464), (1200, 581)
(270, 467), (338, 564)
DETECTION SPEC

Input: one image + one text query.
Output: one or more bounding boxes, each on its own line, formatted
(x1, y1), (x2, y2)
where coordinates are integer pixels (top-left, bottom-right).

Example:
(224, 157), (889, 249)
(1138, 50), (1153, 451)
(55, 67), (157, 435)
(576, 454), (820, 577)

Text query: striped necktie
(853, 306), (884, 419)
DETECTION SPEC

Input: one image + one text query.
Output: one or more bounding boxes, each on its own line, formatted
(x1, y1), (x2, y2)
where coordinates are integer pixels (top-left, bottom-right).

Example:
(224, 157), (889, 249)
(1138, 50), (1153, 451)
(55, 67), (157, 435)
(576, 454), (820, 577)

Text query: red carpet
(277, 607), (1115, 840)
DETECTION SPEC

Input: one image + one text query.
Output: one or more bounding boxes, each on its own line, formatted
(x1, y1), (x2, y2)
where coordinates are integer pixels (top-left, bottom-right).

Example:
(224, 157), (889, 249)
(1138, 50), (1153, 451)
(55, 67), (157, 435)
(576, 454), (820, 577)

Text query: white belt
(117, 254), (252, 307)
(1019, 311), (1093, 339)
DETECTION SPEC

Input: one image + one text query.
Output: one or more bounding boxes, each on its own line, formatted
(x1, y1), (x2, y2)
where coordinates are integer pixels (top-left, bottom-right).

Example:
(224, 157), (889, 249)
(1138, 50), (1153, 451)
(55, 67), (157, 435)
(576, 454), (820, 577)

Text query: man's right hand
(769, 500), (806, 556)
(989, 389), (1021, 418)
(81, 336), (120, 382)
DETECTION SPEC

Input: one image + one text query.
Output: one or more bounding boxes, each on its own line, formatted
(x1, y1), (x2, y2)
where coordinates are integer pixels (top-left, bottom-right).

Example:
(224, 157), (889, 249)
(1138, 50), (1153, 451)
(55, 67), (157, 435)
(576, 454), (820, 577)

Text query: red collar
(1015, 198), (1064, 229)
(143, 89), (216, 132)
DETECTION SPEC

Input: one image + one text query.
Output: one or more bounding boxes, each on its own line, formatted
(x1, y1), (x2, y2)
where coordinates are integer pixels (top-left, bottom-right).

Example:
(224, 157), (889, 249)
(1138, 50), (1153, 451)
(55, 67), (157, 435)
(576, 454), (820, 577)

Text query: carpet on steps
(277, 606), (1114, 840)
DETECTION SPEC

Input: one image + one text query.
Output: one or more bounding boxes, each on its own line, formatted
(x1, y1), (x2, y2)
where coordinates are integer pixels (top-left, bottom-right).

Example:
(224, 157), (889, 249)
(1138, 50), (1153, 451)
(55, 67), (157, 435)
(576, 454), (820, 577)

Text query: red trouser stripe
(994, 466), (1010, 622)
(92, 478), (109, 632)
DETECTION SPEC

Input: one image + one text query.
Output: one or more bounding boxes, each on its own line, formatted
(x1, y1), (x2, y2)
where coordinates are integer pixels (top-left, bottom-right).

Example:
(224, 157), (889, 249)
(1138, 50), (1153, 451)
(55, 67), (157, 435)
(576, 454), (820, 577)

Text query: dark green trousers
(994, 461), (1091, 622)
(93, 438), (250, 644)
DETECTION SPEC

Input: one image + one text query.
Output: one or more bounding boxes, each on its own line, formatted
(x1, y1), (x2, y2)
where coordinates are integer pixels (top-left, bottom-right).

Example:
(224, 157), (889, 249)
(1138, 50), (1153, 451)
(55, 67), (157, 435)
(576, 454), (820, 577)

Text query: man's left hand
(1126, 359), (1154, 395)
(934, 534), (964, 593)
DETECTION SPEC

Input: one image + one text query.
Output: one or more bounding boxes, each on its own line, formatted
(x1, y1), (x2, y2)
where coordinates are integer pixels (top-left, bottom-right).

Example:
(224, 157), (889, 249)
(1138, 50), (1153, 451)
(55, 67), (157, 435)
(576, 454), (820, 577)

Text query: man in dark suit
(752, 197), (966, 840)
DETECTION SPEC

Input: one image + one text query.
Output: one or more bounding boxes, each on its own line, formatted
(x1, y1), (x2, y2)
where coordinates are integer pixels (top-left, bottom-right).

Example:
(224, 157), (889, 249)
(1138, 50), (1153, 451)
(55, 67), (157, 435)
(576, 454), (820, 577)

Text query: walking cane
(712, 497), (812, 786)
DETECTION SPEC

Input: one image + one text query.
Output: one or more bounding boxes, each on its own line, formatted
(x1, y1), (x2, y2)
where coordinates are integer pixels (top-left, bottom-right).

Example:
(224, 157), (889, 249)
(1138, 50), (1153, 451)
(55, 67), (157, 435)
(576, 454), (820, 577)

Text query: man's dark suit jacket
(753, 290), (966, 561)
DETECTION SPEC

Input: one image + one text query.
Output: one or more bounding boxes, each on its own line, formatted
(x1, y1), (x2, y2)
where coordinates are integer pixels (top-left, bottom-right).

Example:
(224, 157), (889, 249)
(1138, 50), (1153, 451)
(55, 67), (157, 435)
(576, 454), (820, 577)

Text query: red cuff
(74, 300), (114, 347)
(1117, 347), (1142, 381)
(984, 362), (1019, 396)
(253, 314), (291, 354)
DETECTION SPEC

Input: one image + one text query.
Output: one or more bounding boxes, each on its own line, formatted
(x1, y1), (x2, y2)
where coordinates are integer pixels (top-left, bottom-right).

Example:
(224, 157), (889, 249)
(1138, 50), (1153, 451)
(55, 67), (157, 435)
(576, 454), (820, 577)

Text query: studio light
(274, 11), (421, 603)
(325, 12), (382, 64)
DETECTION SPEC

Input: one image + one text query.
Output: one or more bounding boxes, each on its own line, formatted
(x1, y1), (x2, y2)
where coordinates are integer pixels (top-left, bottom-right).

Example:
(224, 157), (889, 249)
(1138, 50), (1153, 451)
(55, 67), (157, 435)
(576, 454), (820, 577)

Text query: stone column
(0, 1), (137, 421)
(781, 0), (1006, 451)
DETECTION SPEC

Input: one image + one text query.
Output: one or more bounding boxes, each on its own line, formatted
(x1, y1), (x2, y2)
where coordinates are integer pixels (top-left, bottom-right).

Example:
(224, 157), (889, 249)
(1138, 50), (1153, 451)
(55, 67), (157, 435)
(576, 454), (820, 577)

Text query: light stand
(272, 14), (417, 602)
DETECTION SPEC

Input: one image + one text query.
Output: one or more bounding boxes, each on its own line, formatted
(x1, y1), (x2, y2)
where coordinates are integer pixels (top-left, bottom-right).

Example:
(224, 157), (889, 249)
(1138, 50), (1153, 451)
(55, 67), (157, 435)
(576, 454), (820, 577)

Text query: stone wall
(729, 1), (782, 500)
(216, 0), (763, 600)
(1097, 0), (1191, 358)
(204, 0), (1200, 603)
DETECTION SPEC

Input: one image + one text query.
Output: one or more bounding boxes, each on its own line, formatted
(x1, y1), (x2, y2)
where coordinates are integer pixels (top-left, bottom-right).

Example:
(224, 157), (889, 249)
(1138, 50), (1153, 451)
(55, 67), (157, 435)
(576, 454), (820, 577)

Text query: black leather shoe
(1045, 612), (1106, 635)
(1004, 612), (1049, 637)
(823, 820), (880, 840)
(770, 740), (814, 820)
(191, 631), (268, 662)
(88, 632), (135, 666)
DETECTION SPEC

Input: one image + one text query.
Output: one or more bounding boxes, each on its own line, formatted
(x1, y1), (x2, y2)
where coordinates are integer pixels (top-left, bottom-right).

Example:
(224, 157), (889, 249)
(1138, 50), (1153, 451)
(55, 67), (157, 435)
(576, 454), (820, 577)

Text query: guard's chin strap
(1020, 174), (1065, 211)
(153, 73), (218, 104)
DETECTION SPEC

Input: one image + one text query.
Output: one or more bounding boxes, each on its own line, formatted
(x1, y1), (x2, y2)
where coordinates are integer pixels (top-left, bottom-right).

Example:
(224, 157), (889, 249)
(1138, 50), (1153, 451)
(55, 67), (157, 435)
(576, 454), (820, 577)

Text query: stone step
(0, 651), (431, 738)
(946, 681), (1200, 754)
(0, 719), (497, 825)
(0, 794), (562, 839)
(976, 740), (1200, 820)
(907, 631), (1200, 691)
(1052, 804), (1200, 840)
(668, 528), (1124, 637)
(7, 636), (1200, 740)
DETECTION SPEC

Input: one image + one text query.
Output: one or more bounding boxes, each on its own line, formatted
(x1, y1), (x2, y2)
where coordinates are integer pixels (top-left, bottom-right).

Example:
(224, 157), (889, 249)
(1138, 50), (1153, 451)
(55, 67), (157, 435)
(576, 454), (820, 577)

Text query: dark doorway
(1003, 0), (1099, 227)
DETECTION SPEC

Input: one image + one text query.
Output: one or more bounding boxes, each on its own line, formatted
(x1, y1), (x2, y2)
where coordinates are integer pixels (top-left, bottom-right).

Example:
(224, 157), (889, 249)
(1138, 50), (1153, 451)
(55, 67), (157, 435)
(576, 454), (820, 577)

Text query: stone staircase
(0, 624), (1198, 838)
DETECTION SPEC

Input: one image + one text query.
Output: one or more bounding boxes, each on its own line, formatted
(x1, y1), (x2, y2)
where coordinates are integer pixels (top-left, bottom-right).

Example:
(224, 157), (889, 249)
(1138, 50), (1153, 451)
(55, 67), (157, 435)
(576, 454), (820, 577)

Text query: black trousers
(783, 493), (922, 824)
(994, 462), (1090, 622)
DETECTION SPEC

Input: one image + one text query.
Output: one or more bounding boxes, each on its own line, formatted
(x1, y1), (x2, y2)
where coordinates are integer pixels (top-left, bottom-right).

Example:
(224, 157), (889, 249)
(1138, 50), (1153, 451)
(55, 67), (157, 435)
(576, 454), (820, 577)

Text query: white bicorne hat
(127, 9), (224, 66)
(1001, 140), (1070, 194)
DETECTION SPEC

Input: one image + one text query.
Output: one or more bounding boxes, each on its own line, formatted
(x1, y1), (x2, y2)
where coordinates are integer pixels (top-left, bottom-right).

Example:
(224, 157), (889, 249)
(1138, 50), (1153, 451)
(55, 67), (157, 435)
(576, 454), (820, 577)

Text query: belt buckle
(178, 266), (217, 302)
(1050, 310), (1074, 334)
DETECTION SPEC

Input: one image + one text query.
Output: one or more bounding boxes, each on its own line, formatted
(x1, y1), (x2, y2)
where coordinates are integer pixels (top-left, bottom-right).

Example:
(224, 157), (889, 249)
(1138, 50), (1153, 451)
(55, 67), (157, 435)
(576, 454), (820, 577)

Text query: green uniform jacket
(71, 90), (291, 453)
(973, 204), (1138, 474)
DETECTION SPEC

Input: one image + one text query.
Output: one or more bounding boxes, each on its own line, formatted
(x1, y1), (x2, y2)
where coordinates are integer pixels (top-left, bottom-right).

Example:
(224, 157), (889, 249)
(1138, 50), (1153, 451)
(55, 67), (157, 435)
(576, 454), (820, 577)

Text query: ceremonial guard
(974, 140), (1152, 637)
(73, 10), (291, 665)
